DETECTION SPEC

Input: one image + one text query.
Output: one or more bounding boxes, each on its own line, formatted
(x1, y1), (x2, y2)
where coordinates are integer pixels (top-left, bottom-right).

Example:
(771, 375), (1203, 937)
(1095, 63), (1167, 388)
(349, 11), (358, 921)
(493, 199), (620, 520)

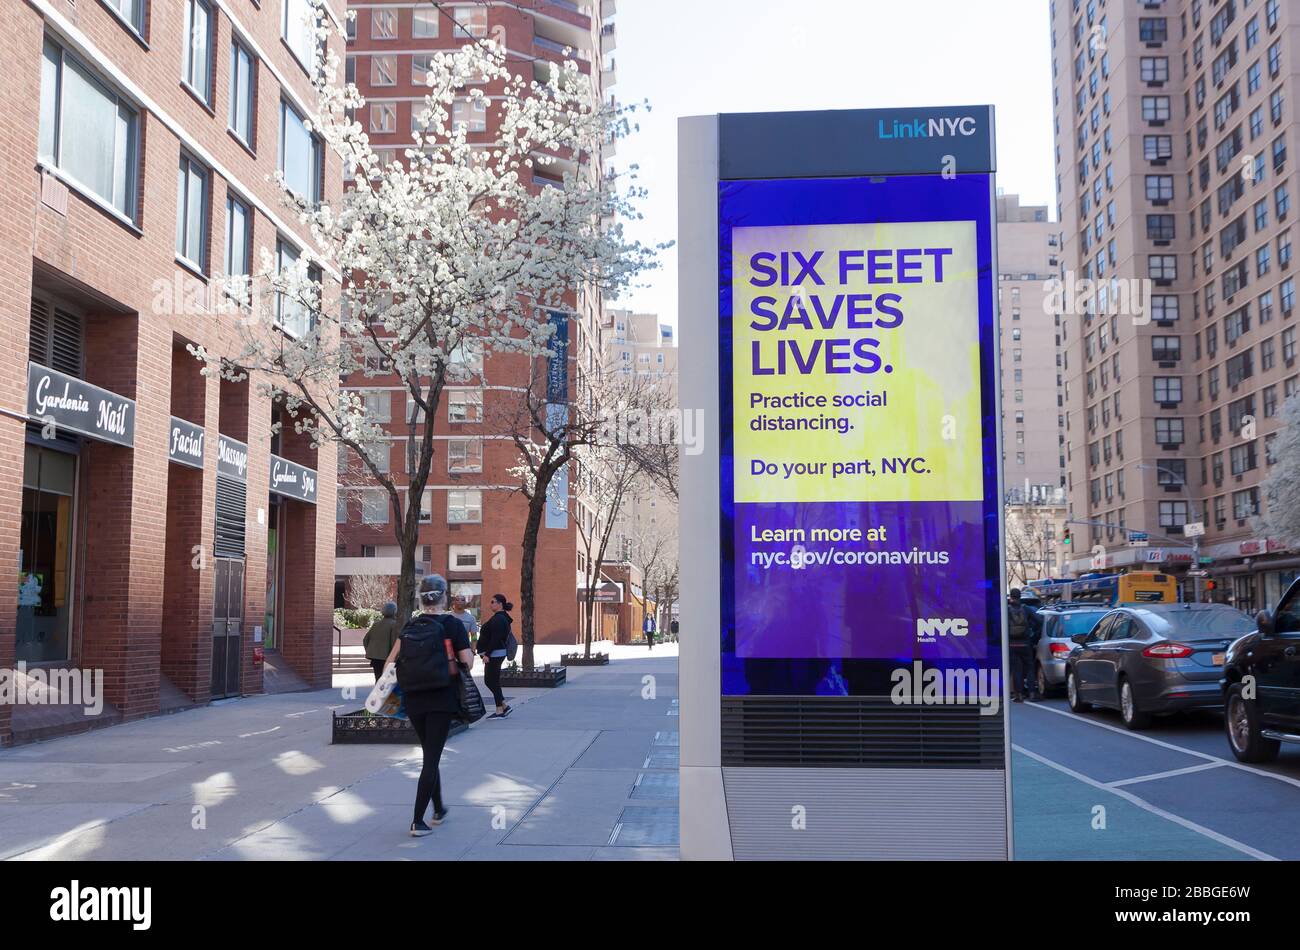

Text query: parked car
(1221, 578), (1300, 762)
(1065, 603), (1256, 730)
(1033, 603), (1110, 697)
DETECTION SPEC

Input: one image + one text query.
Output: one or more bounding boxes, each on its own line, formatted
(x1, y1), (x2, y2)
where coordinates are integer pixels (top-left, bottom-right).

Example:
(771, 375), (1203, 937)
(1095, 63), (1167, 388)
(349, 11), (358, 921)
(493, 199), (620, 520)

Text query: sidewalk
(0, 643), (679, 861)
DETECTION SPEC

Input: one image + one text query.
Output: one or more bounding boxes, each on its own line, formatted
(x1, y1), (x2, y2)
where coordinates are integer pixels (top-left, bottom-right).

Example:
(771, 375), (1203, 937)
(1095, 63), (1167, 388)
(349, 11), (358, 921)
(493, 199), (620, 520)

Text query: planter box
(560, 652), (610, 666)
(331, 710), (469, 744)
(498, 665), (567, 688)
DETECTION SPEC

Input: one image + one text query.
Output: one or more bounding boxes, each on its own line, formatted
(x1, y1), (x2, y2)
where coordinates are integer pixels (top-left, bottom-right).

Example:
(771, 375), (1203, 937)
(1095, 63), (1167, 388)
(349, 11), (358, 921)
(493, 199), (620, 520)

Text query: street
(1012, 697), (1300, 861)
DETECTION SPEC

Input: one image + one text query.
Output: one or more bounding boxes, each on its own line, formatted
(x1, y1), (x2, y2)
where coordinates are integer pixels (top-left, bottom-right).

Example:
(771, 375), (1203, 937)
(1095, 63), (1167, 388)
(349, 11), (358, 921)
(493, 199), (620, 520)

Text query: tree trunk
(519, 490), (548, 671)
(583, 597), (595, 658)
(394, 517), (420, 631)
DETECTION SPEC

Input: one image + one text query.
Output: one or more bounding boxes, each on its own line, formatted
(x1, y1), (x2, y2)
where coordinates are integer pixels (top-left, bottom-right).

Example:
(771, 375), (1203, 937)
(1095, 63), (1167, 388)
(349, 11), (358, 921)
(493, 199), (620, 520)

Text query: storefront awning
(26, 362), (134, 447)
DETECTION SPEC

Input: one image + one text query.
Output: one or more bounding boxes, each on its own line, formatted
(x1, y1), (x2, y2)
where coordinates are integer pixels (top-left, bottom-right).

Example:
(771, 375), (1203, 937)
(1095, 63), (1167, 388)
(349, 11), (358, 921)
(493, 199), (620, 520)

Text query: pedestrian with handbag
(476, 594), (515, 719)
(383, 574), (474, 837)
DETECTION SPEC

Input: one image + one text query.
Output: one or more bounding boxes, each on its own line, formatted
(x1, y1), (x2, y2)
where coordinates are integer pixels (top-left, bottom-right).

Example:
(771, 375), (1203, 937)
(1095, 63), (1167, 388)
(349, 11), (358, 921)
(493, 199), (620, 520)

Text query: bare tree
(347, 574), (394, 612)
(575, 449), (639, 657)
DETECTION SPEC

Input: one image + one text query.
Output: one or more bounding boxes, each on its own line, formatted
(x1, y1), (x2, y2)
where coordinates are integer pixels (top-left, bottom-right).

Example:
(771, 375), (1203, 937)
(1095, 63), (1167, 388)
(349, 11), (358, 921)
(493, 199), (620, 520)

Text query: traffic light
(1205, 580), (1216, 592)
(1062, 528), (1072, 547)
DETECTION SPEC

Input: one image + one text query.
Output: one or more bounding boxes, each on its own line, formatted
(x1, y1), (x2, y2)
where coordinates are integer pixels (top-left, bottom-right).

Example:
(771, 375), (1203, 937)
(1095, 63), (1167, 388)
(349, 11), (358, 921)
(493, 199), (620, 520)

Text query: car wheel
(1225, 684), (1281, 763)
(1066, 669), (1090, 712)
(1119, 678), (1152, 730)
(1035, 663), (1053, 698)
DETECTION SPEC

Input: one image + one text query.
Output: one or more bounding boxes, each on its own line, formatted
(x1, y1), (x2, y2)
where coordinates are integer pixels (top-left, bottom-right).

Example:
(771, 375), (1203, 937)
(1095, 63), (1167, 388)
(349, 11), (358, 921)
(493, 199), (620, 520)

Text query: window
(1155, 417), (1184, 446)
(39, 38), (139, 219)
(413, 9), (440, 38)
(175, 154), (208, 270)
(412, 54), (434, 86)
(361, 489), (388, 524)
(182, 0), (213, 104)
(1154, 377), (1182, 404)
(369, 103), (395, 134)
(1149, 255), (1177, 280)
(1152, 295), (1180, 321)
(279, 100), (321, 204)
(1157, 460), (1187, 487)
(452, 98), (487, 132)
(1152, 335), (1181, 361)
(447, 389), (483, 423)
(105, 0), (145, 34)
(364, 440), (390, 474)
(1140, 57), (1169, 84)
(1142, 96), (1171, 122)
(361, 390), (390, 423)
(453, 5), (487, 37)
(1139, 18), (1167, 44)
(371, 9), (397, 39)
(370, 55), (397, 86)
(336, 492), (347, 524)
(229, 40), (255, 146)
(1158, 500), (1189, 528)
(282, 0), (319, 72)
(1230, 442), (1258, 476)
(1146, 175), (1174, 202)
(447, 438), (482, 473)
(1147, 214), (1175, 241)
(1233, 488), (1260, 520)
(224, 193), (251, 286)
(448, 489), (482, 524)
(418, 489), (433, 524)
(275, 238), (313, 337)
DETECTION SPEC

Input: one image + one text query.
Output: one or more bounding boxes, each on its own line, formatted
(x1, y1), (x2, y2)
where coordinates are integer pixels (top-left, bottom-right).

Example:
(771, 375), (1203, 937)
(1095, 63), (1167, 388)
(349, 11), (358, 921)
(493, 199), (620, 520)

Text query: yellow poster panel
(732, 221), (983, 505)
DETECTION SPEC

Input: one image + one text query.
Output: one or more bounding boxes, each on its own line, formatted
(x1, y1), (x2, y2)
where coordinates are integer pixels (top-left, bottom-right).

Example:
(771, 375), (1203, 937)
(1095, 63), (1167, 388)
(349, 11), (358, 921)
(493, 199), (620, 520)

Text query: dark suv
(1222, 578), (1300, 762)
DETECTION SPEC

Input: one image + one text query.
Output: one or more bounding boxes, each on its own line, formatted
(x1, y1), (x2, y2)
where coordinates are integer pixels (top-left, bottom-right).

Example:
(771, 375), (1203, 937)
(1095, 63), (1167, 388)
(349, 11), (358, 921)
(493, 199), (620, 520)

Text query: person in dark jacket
(476, 594), (513, 718)
(1007, 589), (1041, 703)
(363, 601), (400, 681)
(384, 574), (473, 837)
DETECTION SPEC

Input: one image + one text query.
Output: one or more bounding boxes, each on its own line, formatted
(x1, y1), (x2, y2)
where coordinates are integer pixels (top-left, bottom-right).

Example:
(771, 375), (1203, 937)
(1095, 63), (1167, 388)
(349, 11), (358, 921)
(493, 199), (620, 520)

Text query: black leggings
(484, 656), (505, 707)
(371, 658), (385, 681)
(409, 710), (453, 823)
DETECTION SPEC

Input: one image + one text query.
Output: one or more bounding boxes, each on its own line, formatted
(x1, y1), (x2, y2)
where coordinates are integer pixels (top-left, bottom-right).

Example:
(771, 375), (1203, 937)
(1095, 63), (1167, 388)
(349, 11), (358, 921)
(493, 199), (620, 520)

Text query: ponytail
(493, 594), (514, 612)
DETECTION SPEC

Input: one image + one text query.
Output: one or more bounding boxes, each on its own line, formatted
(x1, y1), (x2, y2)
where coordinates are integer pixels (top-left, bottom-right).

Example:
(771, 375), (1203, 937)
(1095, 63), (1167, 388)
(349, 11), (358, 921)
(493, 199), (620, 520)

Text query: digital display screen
(719, 173), (1003, 695)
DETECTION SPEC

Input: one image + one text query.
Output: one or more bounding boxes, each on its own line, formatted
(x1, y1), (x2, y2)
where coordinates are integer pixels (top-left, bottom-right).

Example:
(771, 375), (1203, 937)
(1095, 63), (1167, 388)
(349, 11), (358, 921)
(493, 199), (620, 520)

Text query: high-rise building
(336, 0), (617, 642)
(0, 0), (346, 746)
(596, 308), (678, 639)
(1049, 0), (1300, 610)
(998, 194), (1069, 580)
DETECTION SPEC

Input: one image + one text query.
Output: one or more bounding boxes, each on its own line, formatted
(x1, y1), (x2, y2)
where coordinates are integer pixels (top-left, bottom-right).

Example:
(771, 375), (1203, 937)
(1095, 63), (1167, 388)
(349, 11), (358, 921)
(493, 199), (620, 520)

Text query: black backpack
(396, 615), (454, 693)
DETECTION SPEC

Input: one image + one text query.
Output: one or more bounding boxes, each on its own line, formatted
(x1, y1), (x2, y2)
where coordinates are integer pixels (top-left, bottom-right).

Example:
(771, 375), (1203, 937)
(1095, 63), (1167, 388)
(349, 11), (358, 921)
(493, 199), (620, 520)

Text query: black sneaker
(499, 705), (512, 718)
(430, 808), (448, 825)
(410, 821), (432, 837)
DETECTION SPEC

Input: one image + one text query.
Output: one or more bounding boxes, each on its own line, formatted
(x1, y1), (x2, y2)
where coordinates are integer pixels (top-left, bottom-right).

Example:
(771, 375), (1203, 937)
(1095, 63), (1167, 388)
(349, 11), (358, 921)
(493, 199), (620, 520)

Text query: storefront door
(211, 558), (244, 698)
(16, 444), (77, 663)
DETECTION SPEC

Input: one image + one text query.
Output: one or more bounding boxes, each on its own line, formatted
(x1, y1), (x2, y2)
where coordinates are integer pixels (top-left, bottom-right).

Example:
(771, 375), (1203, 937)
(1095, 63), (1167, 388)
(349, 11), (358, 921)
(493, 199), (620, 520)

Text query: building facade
(1050, 0), (1300, 609)
(0, 0), (343, 745)
(335, 0), (616, 643)
(997, 194), (1069, 580)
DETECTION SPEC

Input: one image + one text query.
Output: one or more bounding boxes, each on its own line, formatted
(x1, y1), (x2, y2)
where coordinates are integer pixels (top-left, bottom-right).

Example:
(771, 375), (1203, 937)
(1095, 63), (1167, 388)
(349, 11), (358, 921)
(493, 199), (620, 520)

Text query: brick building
(335, 0), (617, 643)
(0, 0), (343, 745)
(1050, 0), (1300, 608)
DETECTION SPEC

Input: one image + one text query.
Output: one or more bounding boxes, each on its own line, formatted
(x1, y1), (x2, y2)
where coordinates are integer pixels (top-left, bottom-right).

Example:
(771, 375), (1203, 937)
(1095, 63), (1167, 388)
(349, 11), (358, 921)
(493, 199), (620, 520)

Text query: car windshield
(1145, 608), (1255, 639)
(1057, 612), (1107, 636)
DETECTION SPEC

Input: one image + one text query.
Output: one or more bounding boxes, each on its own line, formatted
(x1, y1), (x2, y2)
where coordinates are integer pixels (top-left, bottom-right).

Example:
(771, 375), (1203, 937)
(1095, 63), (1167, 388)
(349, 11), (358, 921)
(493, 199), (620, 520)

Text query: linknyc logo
(877, 115), (979, 139)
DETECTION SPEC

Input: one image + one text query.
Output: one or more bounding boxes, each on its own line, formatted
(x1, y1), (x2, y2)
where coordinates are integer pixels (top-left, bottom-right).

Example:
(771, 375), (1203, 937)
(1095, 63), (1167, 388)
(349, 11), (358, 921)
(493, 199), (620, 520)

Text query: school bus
(1027, 572), (1178, 606)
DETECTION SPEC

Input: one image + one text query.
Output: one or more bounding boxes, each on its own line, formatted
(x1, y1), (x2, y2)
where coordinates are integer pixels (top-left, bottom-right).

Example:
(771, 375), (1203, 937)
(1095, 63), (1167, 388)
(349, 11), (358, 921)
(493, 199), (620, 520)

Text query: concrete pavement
(0, 643), (679, 861)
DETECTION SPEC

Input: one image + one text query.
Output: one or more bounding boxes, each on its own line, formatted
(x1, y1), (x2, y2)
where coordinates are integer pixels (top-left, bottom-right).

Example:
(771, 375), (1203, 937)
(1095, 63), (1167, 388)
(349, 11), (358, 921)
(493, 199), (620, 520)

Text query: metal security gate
(211, 559), (244, 699)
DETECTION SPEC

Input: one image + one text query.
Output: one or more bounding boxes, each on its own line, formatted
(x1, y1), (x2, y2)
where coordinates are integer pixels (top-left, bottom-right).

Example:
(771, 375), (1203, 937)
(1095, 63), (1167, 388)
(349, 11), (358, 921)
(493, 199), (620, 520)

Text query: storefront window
(17, 445), (77, 663)
(450, 581), (481, 618)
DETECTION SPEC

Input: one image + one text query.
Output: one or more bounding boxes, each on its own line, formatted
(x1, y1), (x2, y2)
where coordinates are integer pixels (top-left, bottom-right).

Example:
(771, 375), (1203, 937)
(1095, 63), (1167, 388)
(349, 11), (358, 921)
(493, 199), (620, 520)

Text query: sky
(609, 0), (1057, 326)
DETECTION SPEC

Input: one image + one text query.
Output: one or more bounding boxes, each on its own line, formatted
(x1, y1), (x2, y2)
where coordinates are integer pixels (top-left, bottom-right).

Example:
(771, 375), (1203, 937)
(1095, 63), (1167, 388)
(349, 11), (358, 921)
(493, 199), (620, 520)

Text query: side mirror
(1071, 633), (1090, 645)
(1256, 609), (1275, 637)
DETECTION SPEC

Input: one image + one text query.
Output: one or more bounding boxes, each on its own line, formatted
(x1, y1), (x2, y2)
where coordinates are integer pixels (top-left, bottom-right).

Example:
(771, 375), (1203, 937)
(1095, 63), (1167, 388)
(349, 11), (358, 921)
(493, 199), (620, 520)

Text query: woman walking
(384, 574), (473, 837)
(476, 594), (514, 719)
